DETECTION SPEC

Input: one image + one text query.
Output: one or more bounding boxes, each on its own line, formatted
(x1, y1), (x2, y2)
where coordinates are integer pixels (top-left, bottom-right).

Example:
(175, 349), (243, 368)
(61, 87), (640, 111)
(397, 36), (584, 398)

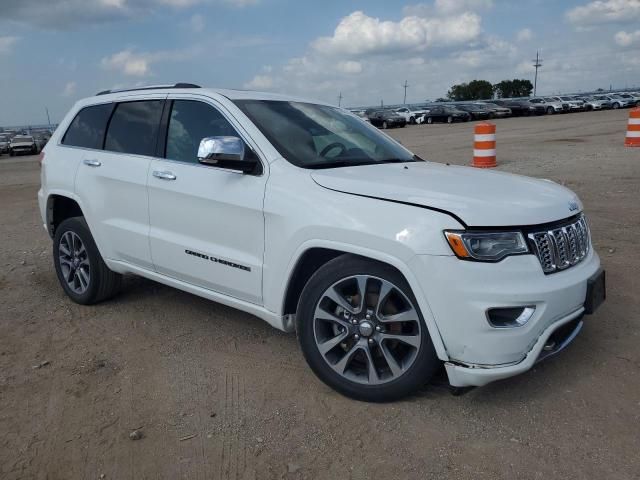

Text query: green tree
(447, 79), (494, 101)
(493, 79), (534, 98)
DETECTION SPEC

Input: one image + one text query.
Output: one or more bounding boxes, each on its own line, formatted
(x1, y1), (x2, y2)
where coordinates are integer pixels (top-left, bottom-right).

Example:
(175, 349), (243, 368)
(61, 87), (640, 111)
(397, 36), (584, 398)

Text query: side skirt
(105, 259), (290, 332)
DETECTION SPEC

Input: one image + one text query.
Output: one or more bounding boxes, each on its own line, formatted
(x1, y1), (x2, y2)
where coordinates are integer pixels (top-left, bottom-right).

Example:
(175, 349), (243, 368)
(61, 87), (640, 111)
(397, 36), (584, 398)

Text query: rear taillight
(38, 151), (45, 166)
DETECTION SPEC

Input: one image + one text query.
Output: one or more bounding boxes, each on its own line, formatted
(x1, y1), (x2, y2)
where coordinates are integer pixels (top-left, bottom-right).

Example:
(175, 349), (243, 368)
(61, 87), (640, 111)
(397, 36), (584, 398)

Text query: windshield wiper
(305, 157), (421, 169)
(305, 159), (377, 169)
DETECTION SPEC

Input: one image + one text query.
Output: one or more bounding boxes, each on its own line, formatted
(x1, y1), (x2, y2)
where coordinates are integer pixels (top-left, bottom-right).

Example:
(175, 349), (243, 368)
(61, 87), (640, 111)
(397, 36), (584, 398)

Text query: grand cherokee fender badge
(185, 249), (251, 272)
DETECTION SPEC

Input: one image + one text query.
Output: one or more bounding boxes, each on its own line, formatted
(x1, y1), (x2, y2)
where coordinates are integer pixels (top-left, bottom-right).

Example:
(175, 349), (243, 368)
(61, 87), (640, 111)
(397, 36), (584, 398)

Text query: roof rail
(96, 83), (201, 96)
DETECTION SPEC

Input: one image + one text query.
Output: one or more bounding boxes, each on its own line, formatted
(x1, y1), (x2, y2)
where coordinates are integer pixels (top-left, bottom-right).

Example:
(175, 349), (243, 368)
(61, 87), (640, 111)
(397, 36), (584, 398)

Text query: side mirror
(197, 136), (257, 173)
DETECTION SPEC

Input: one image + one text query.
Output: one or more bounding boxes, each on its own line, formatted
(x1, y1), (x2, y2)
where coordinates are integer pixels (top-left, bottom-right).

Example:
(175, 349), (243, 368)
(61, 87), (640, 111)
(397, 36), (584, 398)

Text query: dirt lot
(1, 109), (639, 480)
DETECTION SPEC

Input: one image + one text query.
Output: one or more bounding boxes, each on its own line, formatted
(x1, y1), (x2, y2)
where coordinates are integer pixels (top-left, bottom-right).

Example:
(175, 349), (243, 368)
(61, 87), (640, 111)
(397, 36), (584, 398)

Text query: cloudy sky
(1, 0), (639, 125)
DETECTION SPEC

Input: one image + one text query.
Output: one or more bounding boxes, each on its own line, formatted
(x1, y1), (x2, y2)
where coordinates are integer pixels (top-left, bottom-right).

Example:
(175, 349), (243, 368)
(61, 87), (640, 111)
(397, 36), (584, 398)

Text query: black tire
(53, 217), (122, 305)
(447, 116), (453, 124)
(612, 102), (620, 109)
(547, 107), (554, 115)
(296, 255), (440, 402)
(409, 116), (416, 125)
(426, 116), (433, 124)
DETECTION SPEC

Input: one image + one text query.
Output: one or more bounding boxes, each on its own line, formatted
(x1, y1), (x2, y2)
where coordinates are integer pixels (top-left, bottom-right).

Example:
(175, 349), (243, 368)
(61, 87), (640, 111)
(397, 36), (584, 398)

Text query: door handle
(83, 159), (102, 167)
(153, 170), (177, 181)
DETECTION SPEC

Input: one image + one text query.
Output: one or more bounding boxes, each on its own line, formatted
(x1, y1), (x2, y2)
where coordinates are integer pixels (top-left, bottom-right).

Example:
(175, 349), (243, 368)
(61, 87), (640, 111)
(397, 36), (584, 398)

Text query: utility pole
(532, 51), (543, 96)
(381, 99), (384, 108)
(337, 92), (343, 107)
(45, 107), (51, 127)
(403, 80), (409, 104)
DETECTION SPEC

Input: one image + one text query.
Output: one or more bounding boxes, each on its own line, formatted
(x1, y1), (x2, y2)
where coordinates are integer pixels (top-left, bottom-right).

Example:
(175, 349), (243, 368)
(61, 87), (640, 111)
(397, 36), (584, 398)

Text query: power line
(403, 80), (409, 104)
(532, 51), (543, 96)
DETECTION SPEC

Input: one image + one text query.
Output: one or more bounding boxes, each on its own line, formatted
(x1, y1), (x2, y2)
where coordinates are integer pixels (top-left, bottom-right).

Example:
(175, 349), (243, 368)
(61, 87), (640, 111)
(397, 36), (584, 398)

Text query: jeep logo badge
(568, 201), (579, 212)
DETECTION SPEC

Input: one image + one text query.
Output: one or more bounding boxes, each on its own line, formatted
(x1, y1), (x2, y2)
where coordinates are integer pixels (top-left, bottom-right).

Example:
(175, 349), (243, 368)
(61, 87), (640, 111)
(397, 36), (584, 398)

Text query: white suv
(39, 84), (606, 401)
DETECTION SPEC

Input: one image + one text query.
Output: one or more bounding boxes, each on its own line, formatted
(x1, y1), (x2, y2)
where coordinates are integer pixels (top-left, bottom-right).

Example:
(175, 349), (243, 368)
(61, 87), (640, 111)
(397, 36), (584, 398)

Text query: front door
(147, 98), (266, 304)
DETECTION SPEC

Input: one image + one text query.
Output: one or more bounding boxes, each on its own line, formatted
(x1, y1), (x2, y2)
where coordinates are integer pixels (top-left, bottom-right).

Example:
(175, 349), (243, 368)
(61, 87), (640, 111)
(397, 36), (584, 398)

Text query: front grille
(528, 215), (590, 274)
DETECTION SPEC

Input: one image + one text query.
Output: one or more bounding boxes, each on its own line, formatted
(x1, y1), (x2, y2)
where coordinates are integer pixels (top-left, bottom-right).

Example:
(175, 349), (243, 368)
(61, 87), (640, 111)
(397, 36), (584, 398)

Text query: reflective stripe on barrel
(472, 122), (497, 167)
(626, 108), (640, 146)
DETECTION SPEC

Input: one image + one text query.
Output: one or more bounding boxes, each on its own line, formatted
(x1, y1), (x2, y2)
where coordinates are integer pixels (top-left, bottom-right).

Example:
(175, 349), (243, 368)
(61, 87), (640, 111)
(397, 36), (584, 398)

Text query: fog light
(486, 306), (535, 328)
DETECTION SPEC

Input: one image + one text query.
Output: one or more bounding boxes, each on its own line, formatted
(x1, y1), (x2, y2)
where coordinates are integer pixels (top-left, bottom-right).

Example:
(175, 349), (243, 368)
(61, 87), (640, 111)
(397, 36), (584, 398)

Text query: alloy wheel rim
(312, 275), (422, 385)
(58, 231), (90, 294)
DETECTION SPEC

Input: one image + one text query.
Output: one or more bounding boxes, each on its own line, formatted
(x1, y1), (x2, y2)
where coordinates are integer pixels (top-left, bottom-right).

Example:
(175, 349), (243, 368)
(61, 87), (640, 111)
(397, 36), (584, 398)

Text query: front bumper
(409, 249), (601, 387)
(444, 310), (584, 387)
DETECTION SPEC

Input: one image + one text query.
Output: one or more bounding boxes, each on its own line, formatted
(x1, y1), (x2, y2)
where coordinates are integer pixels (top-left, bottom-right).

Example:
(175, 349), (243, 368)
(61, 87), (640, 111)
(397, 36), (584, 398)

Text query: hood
(311, 162), (581, 227)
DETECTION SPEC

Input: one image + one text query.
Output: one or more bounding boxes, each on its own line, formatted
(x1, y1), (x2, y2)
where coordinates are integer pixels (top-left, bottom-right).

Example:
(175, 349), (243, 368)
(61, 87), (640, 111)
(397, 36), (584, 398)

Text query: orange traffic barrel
(625, 108), (640, 147)
(472, 122), (497, 168)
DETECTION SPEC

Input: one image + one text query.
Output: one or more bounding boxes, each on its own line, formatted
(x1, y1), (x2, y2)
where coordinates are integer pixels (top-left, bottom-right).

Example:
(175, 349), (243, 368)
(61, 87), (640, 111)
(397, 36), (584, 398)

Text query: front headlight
(444, 231), (529, 262)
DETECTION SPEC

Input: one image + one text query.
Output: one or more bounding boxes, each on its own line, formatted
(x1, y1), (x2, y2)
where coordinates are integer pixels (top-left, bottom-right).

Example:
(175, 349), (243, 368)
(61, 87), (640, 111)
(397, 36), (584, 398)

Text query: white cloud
(0, 36), (18, 54)
(434, 0), (493, 14)
(101, 50), (150, 76)
(243, 74), (274, 89)
(517, 28), (533, 42)
(614, 29), (640, 45)
(404, 0), (492, 16)
(311, 10), (481, 57)
(100, 47), (196, 76)
(62, 81), (77, 97)
(337, 60), (363, 74)
(1, 0), (259, 29)
(241, 8), (524, 105)
(566, 0), (640, 26)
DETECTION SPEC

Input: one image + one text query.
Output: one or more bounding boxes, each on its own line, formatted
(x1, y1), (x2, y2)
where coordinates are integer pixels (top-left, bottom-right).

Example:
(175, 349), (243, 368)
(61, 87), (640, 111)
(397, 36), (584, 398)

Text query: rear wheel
(426, 117), (433, 124)
(53, 217), (122, 305)
(296, 255), (439, 402)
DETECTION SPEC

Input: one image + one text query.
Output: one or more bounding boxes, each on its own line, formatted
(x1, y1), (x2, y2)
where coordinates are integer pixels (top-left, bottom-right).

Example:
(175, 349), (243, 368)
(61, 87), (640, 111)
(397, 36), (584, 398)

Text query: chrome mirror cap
(197, 136), (245, 165)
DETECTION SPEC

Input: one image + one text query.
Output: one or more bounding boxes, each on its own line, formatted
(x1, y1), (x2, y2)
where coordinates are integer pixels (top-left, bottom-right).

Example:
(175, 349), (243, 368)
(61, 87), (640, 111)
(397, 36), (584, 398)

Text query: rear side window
(105, 100), (163, 156)
(62, 104), (114, 149)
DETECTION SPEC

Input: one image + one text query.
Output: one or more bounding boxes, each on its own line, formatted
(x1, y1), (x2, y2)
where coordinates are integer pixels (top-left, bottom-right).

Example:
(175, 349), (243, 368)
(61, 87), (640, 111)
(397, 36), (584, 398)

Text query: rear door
(147, 96), (266, 304)
(74, 96), (165, 269)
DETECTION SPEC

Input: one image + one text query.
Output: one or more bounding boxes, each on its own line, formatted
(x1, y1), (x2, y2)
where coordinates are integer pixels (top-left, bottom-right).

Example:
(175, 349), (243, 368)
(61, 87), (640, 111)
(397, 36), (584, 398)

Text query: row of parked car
(0, 130), (51, 156)
(352, 91), (640, 128)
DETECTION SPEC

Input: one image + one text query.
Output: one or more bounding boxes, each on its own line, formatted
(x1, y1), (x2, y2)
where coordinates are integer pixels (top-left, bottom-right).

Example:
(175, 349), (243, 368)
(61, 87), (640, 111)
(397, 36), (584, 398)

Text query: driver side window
(165, 100), (240, 164)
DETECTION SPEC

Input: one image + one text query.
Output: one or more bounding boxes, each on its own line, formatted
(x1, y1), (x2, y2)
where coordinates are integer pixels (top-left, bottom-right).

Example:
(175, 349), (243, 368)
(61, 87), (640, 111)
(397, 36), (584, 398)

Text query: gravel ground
(1, 109), (638, 480)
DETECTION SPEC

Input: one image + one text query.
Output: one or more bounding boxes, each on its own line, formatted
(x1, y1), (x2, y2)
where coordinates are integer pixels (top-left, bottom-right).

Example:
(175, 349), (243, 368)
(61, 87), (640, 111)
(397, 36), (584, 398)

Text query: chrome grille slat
(528, 216), (590, 274)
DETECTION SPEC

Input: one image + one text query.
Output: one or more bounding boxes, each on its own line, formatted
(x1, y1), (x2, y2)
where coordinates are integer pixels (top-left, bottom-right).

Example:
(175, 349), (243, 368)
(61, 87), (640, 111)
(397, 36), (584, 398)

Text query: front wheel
(547, 107), (554, 115)
(296, 255), (439, 402)
(612, 102), (620, 109)
(409, 116), (416, 124)
(426, 117), (433, 124)
(53, 217), (122, 305)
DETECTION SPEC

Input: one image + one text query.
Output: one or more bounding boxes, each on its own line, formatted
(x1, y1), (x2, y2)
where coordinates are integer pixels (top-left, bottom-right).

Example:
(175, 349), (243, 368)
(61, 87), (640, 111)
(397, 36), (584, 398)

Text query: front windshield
(234, 100), (417, 169)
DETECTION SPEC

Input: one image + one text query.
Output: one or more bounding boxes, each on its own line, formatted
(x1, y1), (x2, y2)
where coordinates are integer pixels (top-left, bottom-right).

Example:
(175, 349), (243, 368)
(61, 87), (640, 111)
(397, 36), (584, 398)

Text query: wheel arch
(46, 194), (85, 238)
(280, 242), (449, 360)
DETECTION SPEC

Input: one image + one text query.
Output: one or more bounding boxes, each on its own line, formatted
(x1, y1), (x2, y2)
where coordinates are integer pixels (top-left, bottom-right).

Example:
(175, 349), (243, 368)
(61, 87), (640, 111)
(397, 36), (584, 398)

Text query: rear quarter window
(62, 103), (114, 149)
